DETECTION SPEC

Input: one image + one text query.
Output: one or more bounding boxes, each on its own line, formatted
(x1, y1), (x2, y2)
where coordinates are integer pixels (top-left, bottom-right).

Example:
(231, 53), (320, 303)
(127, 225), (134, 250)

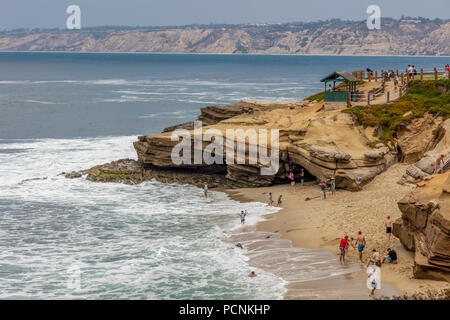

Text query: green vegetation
(226, 179), (252, 188)
(306, 91), (325, 102)
(343, 80), (450, 142)
(99, 172), (129, 178)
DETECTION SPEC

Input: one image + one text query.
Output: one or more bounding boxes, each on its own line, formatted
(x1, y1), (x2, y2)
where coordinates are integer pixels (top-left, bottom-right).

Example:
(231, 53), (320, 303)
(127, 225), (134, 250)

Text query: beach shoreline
(223, 163), (450, 299)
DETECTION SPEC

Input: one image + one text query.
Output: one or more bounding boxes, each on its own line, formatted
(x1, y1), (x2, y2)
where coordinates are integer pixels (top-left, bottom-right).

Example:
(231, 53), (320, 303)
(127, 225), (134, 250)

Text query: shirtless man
(367, 248), (381, 268)
(386, 216), (392, 241)
(355, 231), (366, 262)
(434, 154), (445, 174)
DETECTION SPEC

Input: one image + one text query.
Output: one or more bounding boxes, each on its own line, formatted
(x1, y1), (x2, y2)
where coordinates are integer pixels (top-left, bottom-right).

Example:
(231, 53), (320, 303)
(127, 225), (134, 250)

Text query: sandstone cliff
(134, 99), (397, 190)
(1, 18), (449, 56)
(393, 172), (450, 281)
(399, 119), (450, 184)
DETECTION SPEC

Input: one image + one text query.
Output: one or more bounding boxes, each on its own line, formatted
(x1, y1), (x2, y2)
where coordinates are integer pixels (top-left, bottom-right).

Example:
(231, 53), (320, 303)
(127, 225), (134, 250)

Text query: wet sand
(225, 164), (450, 299)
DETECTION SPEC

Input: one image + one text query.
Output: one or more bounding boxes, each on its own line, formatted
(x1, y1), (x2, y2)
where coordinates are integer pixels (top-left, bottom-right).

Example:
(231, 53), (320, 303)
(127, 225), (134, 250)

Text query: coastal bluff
(130, 99), (398, 191)
(394, 172), (450, 282)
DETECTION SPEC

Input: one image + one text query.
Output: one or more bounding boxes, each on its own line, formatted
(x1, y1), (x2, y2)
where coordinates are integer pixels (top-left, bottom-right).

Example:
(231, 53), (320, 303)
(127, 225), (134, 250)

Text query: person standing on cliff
(434, 154), (446, 174)
(386, 216), (392, 241)
(204, 184), (208, 198)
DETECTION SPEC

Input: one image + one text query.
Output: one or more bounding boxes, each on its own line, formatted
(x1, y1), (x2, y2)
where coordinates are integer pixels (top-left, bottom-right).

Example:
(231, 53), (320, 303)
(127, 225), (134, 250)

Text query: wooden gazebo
(320, 71), (359, 102)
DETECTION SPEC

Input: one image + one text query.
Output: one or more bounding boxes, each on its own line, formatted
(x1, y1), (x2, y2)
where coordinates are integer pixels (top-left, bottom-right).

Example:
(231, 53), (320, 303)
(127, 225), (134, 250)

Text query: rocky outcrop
(399, 119), (450, 184)
(134, 99), (398, 191)
(393, 172), (450, 281)
(396, 113), (443, 164)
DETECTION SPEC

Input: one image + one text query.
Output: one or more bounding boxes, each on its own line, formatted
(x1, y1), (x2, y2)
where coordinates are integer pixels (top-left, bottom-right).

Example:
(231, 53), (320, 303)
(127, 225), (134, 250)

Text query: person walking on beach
(339, 235), (349, 264)
(204, 184), (208, 198)
(355, 231), (366, 263)
(268, 192), (273, 206)
(320, 181), (327, 200)
(300, 169), (305, 186)
(367, 266), (379, 298)
(386, 216), (392, 241)
(434, 154), (446, 174)
(330, 177), (336, 196)
(276, 195), (283, 207)
(288, 170), (295, 187)
(394, 74), (399, 92)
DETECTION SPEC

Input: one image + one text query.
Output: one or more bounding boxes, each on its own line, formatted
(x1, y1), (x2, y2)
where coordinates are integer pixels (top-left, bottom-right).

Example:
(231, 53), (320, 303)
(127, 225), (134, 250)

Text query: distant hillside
(0, 18), (449, 56)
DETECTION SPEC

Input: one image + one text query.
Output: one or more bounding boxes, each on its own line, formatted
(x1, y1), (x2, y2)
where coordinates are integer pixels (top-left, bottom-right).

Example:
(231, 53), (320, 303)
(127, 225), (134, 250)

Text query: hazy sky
(0, 0), (449, 29)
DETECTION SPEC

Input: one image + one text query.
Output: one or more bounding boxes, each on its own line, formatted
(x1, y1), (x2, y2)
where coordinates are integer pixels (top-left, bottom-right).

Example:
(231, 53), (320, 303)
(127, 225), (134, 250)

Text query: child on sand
(386, 216), (392, 241)
(288, 171), (295, 187)
(268, 192), (273, 206)
(276, 195), (283, 207)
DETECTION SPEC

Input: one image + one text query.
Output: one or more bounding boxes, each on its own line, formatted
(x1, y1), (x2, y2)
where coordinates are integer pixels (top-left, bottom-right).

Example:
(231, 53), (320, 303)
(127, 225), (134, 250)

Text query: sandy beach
(226, 163), (450, 299)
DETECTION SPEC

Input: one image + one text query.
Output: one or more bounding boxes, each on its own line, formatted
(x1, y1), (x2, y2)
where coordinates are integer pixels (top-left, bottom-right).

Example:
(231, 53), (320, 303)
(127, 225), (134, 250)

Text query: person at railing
(394, 75), (399, 92)
(366, 66), (373, 78)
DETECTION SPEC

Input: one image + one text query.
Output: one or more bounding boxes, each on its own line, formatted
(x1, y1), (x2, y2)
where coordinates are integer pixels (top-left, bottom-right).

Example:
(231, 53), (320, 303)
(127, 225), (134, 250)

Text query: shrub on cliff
(343, 80), (450, 142)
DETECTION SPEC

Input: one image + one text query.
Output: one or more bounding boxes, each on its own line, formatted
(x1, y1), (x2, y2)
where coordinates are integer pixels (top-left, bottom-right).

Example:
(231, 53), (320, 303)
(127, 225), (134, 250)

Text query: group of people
(287, 169), (305, 187)
(338, 215), (397, 298)
(320, 178), (335, 199)
(267, 192), (282, 207)
(407, 64), (418, 77)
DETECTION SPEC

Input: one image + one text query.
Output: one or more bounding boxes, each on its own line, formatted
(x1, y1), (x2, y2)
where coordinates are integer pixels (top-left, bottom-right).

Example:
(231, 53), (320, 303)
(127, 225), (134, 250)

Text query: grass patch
(226, 179), (252, 188)
(343, 80), (450, 142)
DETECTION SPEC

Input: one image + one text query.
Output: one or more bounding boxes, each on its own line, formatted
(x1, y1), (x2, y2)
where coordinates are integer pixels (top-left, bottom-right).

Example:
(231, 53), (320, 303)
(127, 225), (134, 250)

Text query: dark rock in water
(235, 243), (243, 249)
(65, 171), (82, 179)
(70, 158), (228, 188)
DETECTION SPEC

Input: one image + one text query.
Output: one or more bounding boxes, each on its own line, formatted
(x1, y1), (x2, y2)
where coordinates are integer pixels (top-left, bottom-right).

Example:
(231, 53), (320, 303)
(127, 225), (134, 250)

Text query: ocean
(0, 52), (448, 299)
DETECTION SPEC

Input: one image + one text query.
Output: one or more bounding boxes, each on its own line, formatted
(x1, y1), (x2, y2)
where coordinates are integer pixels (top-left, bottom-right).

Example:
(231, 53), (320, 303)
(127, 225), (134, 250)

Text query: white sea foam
(0, 135), (285, 299)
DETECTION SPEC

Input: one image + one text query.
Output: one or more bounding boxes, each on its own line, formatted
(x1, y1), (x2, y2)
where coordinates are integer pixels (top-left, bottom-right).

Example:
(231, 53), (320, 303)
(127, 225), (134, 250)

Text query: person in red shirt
(339, 235), (349, 264)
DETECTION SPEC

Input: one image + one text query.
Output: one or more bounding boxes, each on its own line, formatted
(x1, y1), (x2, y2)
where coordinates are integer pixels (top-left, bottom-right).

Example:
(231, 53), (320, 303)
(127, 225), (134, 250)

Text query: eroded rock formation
(134, 99), (398, 191)
(399, 119), (450, 184)
(393, 172), (450, 281)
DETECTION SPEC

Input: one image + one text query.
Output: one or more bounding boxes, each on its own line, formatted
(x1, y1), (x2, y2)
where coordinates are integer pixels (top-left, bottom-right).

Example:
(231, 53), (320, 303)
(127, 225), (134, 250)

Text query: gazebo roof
(320, 71), (359, 82)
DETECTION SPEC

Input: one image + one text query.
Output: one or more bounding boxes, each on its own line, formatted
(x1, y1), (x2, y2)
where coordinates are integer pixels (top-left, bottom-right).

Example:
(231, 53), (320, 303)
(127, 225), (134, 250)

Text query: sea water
(0, 52), (447, 299)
